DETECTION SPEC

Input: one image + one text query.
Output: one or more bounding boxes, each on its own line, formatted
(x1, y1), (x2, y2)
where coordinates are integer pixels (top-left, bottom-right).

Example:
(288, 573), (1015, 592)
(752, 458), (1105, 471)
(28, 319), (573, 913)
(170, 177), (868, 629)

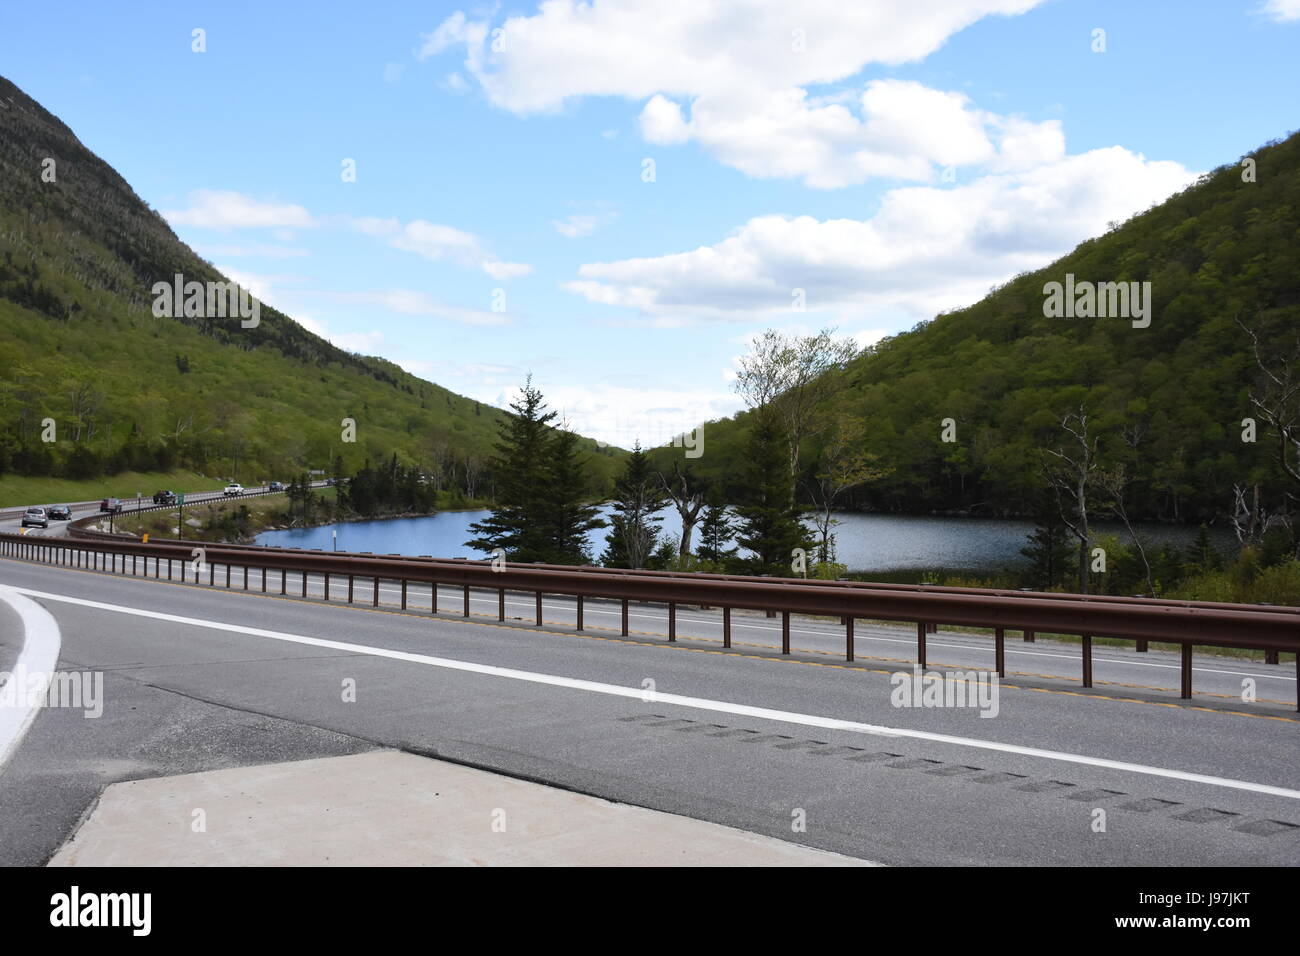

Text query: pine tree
(465, 378), (558, 561)
(733, 414), (812, 575)
(695, 491), (737, 565)
(1020, 510), (1071, 589)
(547, 426), (606, 564)
(601, 442), (668, 569)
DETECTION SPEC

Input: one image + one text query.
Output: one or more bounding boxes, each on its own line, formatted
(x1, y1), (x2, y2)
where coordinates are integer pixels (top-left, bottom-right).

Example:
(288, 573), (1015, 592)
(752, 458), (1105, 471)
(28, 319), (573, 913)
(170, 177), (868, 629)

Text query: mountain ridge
(0, 74), (621, 490)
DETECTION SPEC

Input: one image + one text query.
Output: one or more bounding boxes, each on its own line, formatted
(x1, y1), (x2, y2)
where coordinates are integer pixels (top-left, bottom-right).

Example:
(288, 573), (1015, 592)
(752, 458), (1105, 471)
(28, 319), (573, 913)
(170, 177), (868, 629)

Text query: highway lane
(0, 483), (312, 538)
(0, 556), (1297, 866)
(28, 547), (1297, 713)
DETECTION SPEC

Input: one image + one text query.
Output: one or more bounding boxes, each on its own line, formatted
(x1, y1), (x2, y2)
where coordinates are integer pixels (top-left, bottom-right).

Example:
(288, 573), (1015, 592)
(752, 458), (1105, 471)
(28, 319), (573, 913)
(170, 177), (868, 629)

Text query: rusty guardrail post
(917, 621), (927, 668)
(995, 627), (1005, 677)
(668, 603), (676, 642)
(723, 606), (731, 648)
(781, 611), (790, 654)
(576, 595), (584, 631)
(621, 598), (628, 636)
(498, 588), (505, 622)
(846, 616), (854, 662)
(1082, 634), (1092, 688)
(535, 592), (542, 626)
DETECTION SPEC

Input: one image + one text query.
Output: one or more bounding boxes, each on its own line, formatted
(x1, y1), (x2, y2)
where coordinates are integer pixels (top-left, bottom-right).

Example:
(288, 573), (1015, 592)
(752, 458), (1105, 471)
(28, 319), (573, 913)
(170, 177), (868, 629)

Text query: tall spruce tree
(695, 490), (737, 566)
(601, 442), (668, 569)
(733, 414), (812, 575)
(465, 378), (559, 561)
(548, 426), (606, 564)
(1020, 509), (1072, 590)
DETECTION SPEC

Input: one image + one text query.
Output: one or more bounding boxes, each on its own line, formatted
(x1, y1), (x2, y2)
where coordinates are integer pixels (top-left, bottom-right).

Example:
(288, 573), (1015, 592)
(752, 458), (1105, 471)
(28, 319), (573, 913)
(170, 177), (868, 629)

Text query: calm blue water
(256, 506), (1228, 572)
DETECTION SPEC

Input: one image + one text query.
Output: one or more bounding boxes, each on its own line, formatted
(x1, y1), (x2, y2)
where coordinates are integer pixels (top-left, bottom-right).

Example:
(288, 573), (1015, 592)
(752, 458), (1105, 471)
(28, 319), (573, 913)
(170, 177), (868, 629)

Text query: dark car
(99, 497), (123, 513)
(152, 490), (177, 505)
(47, 505), (72, 520)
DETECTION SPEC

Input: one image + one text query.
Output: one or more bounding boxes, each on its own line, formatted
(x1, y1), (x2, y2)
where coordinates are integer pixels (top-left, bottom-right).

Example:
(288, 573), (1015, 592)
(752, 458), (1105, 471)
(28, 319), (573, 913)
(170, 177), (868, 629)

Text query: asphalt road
(1, 550), (1297, 867)
(0, 483), (317, 538)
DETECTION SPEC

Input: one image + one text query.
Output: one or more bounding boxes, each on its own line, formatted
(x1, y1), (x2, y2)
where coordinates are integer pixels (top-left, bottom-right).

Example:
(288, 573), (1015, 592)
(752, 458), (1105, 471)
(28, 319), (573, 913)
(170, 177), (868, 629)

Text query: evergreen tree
(547, 426), (606, 564)
(1020, 509), (1072, 589)
(465, 378), (557, 561)
(601, 442), (668, 569)
(732, 415), (812, 575)
(695, 491), (737, 565)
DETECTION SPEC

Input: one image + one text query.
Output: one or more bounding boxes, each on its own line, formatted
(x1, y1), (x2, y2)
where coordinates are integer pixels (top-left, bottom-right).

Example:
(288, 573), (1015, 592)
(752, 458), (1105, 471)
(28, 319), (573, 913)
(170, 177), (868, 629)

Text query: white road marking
(255, 577), (1297, 684)
(12, 584), (1300, 801)
(6, 558), (1293, 686)
(0, 587), (63, 770)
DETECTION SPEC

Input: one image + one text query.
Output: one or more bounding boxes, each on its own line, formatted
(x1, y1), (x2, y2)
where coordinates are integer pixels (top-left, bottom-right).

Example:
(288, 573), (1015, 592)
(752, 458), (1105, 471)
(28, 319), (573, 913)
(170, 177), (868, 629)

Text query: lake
(256, 506), (1232, 573)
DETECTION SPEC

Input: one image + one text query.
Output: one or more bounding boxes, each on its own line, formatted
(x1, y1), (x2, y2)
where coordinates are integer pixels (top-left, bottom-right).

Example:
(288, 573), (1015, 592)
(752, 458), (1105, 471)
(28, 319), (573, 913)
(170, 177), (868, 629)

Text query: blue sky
(3, 0), (1298, 447)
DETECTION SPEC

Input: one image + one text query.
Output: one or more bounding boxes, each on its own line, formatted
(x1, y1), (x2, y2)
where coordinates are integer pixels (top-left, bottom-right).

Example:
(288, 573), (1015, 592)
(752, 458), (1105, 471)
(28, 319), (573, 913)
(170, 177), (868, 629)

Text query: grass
(0, 470), (227, 508)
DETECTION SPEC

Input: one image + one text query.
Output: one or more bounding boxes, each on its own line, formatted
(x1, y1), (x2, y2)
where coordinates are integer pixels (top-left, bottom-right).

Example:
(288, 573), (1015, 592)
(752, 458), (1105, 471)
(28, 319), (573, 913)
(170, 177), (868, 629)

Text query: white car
(223, 483), (244, 497)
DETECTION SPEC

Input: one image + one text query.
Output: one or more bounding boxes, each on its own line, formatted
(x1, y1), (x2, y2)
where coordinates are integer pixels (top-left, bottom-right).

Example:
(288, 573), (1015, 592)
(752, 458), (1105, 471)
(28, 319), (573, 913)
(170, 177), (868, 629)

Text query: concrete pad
(49, 750), (877, 866)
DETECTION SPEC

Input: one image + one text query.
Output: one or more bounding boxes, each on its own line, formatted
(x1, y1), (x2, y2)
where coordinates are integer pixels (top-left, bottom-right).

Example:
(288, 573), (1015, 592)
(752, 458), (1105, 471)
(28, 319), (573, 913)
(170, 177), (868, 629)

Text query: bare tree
(1041, 406), (1100, 594)
(733, 328), (860, 487)
(1098, 463), (1156, 595)
(463, 455), (483, 499)
(806, 416), (890, 564)
(658, 462), (707, 559)
(1239, 314), (1300, 488)
(1230, 482), (1291, 549)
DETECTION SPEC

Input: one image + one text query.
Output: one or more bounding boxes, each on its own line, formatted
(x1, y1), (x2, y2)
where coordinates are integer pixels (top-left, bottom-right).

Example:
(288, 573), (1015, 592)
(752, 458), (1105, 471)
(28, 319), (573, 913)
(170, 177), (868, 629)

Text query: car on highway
(268, 480), (284, 492)
(223, 482), (244, 496)
(99, 497), (123, 513)
(21, 507), (49, 528)
(152, 489), (177, 505)
(47, 505), (72, 521)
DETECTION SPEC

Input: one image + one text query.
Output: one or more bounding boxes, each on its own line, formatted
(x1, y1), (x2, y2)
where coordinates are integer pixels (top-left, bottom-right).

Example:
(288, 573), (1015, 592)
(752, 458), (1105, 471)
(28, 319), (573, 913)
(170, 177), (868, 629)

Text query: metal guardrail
(2, 528), (1297, 710)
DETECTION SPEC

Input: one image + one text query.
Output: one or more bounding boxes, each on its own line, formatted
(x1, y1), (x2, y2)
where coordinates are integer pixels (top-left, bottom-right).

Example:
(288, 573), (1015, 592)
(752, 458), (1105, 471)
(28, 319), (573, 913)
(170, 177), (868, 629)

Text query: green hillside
(653, 130), (1300, 524)
(0, 75), (621, 499)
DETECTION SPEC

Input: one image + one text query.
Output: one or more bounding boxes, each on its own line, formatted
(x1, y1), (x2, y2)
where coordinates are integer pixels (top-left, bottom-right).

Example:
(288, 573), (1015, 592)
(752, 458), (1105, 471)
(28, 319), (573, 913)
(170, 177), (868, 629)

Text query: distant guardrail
(1, 527), (1296, 710)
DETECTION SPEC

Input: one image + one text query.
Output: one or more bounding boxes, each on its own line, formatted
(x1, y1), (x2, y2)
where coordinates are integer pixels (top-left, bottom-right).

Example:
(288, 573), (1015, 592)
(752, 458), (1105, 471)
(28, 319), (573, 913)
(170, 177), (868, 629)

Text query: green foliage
(466, 380), (605, 564)
(1020, 506), (1073, 590)
(695, 492), (737, 565)
(732, 415), (813, 575)
(649, 131), (1300, 523)
(601, 442), (669, 569)
(0, 76), (619, 494)
(341, 454), (436, 517)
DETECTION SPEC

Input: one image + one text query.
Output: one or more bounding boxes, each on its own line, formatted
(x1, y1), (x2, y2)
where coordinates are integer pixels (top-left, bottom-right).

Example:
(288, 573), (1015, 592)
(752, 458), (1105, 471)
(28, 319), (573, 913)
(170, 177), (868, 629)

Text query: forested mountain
(0, 75), (620, 490)
(654, 130), (1300, 525)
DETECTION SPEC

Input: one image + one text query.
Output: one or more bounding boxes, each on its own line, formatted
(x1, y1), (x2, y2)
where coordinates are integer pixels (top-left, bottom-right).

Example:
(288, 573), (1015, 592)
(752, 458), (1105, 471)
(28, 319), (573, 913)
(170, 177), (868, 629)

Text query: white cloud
(1260, 0), (1300, 21)
(164, 190), (316, 229)
(324, 289), (515, 327)
(639, 94), (691, 145)
(565, 146), (1197, 320)
(522, 382), (742, 450)
(427, 1), (1042, 112)
(551, 214), (599, 238)
(202, 243), (309, 259)
(422, 1), (1048, 187)
(212, 267), (307, 305)
(353, 217), (532, 278)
